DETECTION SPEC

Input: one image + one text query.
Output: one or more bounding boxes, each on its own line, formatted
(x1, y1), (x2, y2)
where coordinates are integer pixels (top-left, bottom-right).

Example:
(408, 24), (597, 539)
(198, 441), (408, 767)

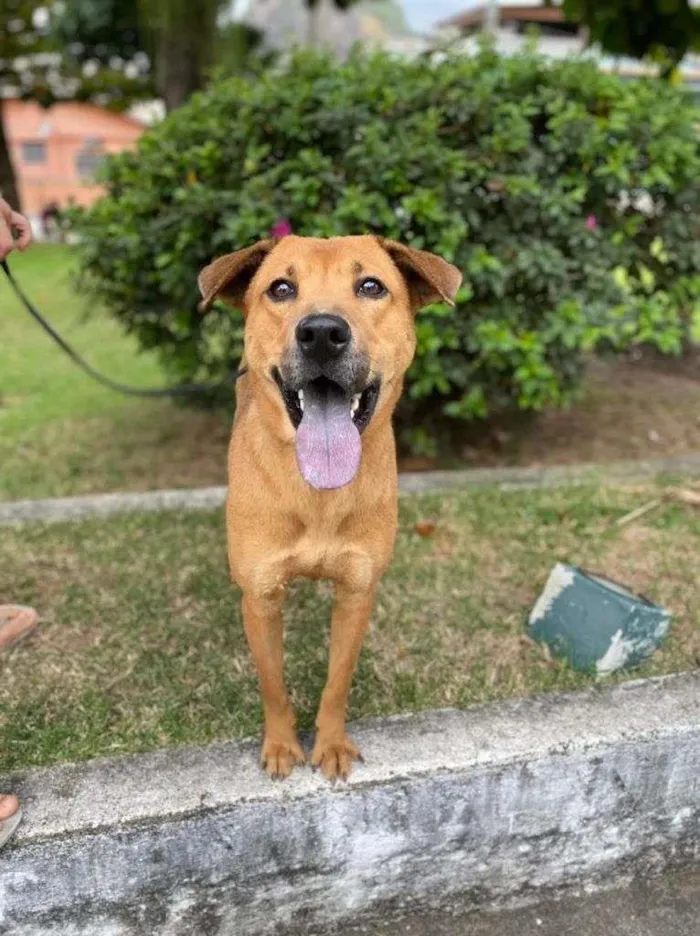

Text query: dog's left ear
(198, 239), (275, 312)
(379, 239), (463, 311)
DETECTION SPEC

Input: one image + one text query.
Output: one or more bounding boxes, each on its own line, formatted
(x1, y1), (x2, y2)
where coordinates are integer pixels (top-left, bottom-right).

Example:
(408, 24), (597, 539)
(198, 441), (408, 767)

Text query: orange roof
(440, 4), (567, 29)
(2, 99), (144, 143)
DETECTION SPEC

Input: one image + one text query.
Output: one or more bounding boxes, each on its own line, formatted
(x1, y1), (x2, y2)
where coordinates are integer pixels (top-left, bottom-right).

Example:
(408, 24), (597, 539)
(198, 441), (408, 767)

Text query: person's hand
(0, 197), (32, 262)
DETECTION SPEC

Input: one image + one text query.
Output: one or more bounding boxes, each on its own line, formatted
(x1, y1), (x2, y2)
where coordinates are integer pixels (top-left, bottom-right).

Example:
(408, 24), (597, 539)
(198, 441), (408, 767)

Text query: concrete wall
(1, 673), (698, 935)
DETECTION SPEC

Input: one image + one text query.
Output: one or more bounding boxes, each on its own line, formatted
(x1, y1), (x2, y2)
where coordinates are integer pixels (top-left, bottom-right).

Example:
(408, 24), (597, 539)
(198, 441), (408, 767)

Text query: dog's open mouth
(273, 369), (380, 490)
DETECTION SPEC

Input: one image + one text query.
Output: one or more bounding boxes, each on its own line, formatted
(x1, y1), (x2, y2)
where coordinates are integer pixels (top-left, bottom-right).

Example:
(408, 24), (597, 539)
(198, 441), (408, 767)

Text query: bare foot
(0, 605), (38, 649)
(0, 795), (19, 821)
(0, 795), (22, 850)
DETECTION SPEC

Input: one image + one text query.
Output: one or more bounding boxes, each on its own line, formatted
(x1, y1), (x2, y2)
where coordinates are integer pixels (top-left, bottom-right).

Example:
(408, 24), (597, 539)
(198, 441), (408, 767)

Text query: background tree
(0, 0), (151, 209)
(137, 0), (221, 110)
(56, 0), (226, 111)
(562, 0), (700, 74)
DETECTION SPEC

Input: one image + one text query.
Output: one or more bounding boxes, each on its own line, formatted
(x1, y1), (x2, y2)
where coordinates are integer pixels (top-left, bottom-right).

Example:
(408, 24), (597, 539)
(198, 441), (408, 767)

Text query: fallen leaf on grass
(414, 520), (437, 538)
(400, 456), (438, 472)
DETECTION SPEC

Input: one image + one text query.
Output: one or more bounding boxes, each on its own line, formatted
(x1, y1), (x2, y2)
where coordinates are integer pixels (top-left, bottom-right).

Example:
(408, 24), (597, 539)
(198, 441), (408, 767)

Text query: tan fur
(199, 235), (461, 780)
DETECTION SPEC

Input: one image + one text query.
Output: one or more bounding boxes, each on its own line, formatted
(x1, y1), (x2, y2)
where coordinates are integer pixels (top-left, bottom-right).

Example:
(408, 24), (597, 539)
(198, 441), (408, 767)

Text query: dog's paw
(260, 736), (305, 780)
(310, 735), (363, 782)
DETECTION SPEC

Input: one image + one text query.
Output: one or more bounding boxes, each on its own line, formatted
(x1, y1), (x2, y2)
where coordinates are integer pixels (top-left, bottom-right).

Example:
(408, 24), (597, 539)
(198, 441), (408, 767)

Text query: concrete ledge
(2, 454), (700, 526)
(0, 486), (228, 526)
(1, 673), (698, 935)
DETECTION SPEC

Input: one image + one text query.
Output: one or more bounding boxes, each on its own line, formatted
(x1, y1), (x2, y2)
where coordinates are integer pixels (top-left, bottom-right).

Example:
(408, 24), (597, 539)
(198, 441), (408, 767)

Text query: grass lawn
(0, 244), (229, 501)
(1, 482), (698, 773)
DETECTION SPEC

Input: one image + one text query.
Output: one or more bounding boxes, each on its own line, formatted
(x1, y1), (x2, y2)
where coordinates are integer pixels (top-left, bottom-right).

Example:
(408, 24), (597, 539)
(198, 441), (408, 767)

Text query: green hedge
(73, 46), (700, 450)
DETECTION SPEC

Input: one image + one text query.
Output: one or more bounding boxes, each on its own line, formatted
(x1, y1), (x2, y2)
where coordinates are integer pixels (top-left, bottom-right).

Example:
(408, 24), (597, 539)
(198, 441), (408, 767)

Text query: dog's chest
(290, 535), (376, 592)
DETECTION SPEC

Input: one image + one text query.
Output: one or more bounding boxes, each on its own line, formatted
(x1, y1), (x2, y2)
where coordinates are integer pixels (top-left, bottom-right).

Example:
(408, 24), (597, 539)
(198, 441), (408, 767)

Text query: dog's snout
(296, 314), (351, 364)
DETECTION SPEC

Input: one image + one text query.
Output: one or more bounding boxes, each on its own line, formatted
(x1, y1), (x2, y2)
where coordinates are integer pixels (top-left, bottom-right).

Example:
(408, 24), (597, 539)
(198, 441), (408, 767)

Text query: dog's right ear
(198, 239), (275, 313)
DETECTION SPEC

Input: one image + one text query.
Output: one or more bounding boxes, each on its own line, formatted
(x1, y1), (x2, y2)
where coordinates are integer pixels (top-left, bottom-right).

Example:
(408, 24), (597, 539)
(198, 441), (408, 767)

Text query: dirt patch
(450, 355), (700, 470)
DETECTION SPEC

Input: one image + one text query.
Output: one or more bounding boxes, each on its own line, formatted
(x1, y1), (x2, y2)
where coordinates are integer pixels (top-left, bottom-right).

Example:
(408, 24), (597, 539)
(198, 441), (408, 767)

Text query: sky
(401, 0), (479, 32)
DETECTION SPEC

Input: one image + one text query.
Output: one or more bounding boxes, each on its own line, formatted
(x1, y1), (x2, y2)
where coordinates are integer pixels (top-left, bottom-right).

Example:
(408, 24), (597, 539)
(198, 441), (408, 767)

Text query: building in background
(238, 0), (422, 57)
(236, 0), (700, 82)
(438, 2), (584, 58)
(2, 99), (144, 237)
(437, 0), (700, 90)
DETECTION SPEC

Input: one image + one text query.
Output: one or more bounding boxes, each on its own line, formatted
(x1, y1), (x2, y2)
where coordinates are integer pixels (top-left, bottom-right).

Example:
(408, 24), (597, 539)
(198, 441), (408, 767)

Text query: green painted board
(528, 563), (671, 675)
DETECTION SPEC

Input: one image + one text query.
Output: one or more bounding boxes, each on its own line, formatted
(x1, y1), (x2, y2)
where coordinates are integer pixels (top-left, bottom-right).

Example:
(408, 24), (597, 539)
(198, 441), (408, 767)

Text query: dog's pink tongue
(296, 386), (361, 490)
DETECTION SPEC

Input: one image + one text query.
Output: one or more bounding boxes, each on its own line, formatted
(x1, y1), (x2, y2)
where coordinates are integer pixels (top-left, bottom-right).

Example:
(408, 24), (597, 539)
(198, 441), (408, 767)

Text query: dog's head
(199, 235), (461, 490)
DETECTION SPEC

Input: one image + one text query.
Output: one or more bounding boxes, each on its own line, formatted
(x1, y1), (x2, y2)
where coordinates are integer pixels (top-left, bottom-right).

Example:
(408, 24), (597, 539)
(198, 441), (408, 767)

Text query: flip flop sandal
(0, 805), (22, 850)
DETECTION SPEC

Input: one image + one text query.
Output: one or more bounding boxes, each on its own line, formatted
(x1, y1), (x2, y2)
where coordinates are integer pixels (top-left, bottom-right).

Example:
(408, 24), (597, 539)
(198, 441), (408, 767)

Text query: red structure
(2, 99), (144, 225)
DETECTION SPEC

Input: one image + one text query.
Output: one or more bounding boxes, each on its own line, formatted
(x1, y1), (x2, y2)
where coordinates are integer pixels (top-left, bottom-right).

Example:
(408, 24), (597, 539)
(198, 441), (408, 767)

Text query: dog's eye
(356, 277), (387, 299)
(267, 279), (297, 301)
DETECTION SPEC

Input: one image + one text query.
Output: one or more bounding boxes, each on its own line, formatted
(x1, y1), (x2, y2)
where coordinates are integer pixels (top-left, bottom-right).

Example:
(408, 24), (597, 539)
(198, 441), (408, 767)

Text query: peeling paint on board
(528, 565), (670, 674)
(529, 564), (576, 625)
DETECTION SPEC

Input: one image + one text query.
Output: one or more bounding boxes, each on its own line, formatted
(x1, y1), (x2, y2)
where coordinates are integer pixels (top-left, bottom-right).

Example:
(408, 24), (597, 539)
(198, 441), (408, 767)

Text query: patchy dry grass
(1, 482), (698, 772)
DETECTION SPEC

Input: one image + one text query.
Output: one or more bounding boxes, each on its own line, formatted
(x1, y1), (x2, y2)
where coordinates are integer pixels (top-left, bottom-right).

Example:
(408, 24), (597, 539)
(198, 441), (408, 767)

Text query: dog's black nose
(296, 314), (351, 363)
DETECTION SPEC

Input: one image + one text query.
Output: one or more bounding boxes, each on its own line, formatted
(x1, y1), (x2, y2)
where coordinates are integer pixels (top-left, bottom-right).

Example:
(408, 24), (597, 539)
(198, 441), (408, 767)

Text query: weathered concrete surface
(398, 453), (700, 494)
(1, 673), (698, 935)
(0, 485), (227, 526)
(336, 867), (700, 936)
(2, 454), (700, 526)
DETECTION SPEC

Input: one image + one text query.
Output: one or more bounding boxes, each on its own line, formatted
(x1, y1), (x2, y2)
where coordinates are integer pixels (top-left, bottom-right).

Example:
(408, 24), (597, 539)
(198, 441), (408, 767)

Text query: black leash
(1, 258), (245, 398)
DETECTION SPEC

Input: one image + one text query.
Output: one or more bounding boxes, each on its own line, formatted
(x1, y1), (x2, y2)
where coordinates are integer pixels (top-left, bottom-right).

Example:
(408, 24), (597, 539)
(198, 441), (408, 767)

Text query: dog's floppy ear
(198, 239), (275, 312)
(379, 239), (462, 311)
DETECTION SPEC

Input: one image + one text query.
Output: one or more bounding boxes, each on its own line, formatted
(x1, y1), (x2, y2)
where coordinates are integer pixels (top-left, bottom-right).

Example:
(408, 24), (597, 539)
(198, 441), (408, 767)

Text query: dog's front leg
(311, 583), (375, 781)
(242, 590), (304, 779)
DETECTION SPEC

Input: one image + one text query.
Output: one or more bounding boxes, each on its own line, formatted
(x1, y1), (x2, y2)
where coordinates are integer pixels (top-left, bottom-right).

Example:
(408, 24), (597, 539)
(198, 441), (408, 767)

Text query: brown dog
(199, 235), (461, 781)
